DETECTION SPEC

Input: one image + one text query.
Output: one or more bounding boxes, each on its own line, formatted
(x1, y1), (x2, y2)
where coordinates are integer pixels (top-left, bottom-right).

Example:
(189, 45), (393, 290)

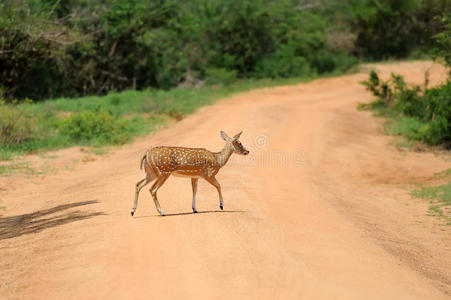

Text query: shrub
(204, 68), (237, 86)
(430, 13), (451, 73)
(385, 117), (423, 140)
(310, 50), (337, 74)
(395, 86), (424, 117)
(59, 111), (131, 144)
(256, 45), (310, 78)
(346, 0), (449, 60)
(310, 51), (358, 74)
(424, 82), (451, 122)
(0, 102), (38, 146)
(420, 83), (451, 144)
(361, 71), (451, 146)
(361, 70), (399, 105)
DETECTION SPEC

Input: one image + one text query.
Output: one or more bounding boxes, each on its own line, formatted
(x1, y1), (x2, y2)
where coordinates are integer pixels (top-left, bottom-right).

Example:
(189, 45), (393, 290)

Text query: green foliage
(2, 0), (448, 101)
(60, 112), (130, 144)
(310, 51), (359, 75)
(0, 75), (317, 160)
(430, 13), (451, 74)
(411, 182), (451, 224)
(361, 70), (382, 96)
(205, 68), (237, 86)
(418, 84), (451, 144)
(343, 0), (450, 59)
(384, 117), (423, 140)
(0, 101), (38, 146)
(0, 1), (69, 100)
(361, 9), (451, 146)
(0, 160), (34, 176)
(361, 70), (451, 146)
(1, 0), (361, 101)
(256, 46), (311, 78)
(361, 70), (400, 105)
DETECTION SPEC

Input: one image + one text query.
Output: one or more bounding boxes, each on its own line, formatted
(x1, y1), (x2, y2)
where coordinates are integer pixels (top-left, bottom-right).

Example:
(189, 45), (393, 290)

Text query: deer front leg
(205, 176), (224, 210)
(150, 175), (169, 216)
(191, 178), (199, 213)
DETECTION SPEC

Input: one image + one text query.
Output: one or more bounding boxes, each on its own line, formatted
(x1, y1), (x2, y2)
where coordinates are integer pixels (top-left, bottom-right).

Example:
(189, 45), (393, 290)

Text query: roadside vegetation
(0, 0), (450, 161)
(359, 71), (450, 147)
(359, 67), (451, 224)
(0, 76), (317, 160)
(359, 13), (450, 149)
(411, 169), (451, 225)
(2, 0), (448, 101)
(359, 13), (450, 223)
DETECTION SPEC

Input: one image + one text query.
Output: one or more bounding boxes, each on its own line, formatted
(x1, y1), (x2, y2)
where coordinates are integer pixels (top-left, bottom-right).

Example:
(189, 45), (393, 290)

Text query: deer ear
(221, 131), (230, 141)
(233, 131), (242, 140)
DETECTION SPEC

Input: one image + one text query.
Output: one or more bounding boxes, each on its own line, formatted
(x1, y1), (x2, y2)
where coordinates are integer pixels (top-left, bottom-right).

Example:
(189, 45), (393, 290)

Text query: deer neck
(216, 142), (234, 167)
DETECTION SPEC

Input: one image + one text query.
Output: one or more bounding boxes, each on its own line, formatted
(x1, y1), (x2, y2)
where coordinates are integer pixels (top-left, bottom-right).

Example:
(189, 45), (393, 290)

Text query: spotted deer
(131, 131), (249, 216)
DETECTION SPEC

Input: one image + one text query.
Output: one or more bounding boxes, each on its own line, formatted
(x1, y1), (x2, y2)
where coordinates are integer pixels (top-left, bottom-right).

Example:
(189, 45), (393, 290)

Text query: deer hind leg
(131, 166), (157, 216)
(150, 174), (169, 216)
(191, 178), (199, 213)
(205, 176), (224, 210)
(131, 178), (148, 216)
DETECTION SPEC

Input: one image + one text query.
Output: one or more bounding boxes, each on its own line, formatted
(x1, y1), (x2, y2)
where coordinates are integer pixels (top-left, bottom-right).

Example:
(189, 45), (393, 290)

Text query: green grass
(411, 184), (451, 225)
(357, 100), (398, 118)
(88, 147), (111, 156)
(0, 148), (13, 161)
(434, 168), (451, 179)
(1, 74), (331, 161)
(384, 117), (423, 138)
(30, 76), (319, 117)
(0, 160), (34, 176)
(410, 169), (451, 225)
(358, 101), (425, 148)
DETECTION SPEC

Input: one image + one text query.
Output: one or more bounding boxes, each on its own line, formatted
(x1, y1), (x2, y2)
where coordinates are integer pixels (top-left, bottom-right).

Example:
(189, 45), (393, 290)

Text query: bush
(361, 71), (451, 146)
(310, 50), (338, 74)
(0, 102), (38, 146)
(345, 0), (450, 59)
(59, 111), (131, 144)
(385, 117), (423, 140)
(417, 119), (446, 144)
(420, 83), (451, 144)
(430, 13), (451, 71)
(361, 70), (402, 106)
(204, 68), (237, 86)
(256, 45), (310, 78)
(395, 85), (424, 117)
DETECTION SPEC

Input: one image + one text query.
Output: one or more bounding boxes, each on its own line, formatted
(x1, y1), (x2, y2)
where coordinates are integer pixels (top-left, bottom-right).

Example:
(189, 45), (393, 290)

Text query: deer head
(220, 131), (249, 155)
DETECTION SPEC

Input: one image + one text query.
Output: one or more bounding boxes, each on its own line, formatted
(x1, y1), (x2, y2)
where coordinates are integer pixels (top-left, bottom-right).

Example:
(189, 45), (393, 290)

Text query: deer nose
(244, 150), (249, 155)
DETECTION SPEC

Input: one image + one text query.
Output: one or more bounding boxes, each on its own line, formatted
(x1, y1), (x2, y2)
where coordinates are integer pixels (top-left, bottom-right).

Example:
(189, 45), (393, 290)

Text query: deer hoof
(193, 210), (198, 213)
(220, 205), (223, 210)
(130, 210), (135, 216)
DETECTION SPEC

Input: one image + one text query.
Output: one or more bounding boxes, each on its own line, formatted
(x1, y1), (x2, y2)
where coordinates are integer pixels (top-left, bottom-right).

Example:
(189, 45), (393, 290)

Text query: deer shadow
(135, 209), (245, 218)
(0, 200), (104, 240)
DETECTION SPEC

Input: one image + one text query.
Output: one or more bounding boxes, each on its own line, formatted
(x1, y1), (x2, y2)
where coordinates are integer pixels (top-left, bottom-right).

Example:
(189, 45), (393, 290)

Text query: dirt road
(1, 62), (450, 299)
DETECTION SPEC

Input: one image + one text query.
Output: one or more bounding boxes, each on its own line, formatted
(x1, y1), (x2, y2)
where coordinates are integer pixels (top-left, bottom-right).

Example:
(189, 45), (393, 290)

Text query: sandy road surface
(1, 62), (450, 299)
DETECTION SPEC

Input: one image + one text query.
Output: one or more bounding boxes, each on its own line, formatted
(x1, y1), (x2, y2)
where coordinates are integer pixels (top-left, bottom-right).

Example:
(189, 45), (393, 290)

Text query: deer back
(148, 146), (219, 174)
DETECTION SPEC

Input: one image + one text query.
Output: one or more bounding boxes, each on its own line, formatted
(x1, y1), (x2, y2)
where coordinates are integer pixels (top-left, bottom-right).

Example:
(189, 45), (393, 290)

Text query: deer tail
(140, 152), (147, 171)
